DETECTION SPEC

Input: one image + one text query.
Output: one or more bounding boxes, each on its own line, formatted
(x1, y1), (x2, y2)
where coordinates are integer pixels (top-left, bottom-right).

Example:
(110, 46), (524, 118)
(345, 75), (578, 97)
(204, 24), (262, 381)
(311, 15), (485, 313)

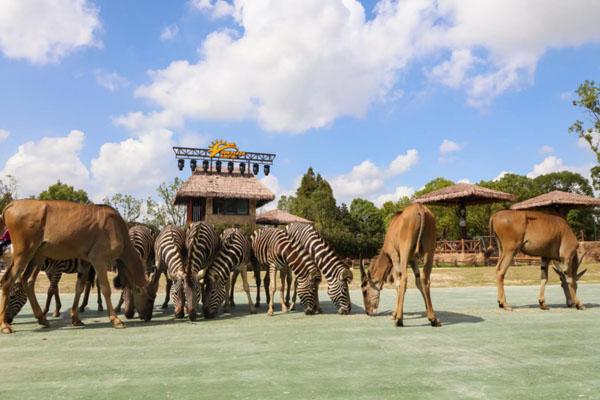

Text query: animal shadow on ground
(377, 309), (484, 326)
(512, 302), (600, 310)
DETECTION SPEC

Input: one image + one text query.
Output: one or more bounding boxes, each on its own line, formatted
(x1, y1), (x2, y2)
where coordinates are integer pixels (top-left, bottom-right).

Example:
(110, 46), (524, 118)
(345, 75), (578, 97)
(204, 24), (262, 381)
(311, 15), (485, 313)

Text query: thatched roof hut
(175, 171), (275, 207)
(175, 170), (275, 225)
(414, 183), (516, 206)
(256, 209), (312, 226)
(510, 190), (600, 210)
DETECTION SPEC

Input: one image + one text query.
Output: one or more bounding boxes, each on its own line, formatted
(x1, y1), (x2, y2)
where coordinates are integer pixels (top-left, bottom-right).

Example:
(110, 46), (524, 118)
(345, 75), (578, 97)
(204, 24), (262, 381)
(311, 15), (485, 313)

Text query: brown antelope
(0, 200), (155, 334)
(359, 204), (441, 327)
(489, 209), (587, 311)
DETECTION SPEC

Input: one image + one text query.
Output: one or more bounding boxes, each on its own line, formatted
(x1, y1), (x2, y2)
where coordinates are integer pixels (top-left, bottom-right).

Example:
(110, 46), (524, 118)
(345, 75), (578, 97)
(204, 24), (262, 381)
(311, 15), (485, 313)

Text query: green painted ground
(1, 285), (600, 400)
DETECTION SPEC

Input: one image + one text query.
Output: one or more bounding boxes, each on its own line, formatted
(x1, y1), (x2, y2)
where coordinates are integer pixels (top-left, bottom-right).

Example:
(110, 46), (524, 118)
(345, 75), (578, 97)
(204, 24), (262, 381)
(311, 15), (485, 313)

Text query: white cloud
(539, 145), (554, 154)
(457, 178), (471, 184)
(0, 131), (90, 196)
(387, 149), (419, 176)
(90, 130), (175, 197)
(258, 174), (297, 211)
(331, 149), (419, 201)
(120, 0), (600, 133)
(527, 156), (591, 178)
(0, 0), (101, 64)
(375, 186), (415, 206)
(94, 70), (128, 92)
(189, 0), (236, 19)
(160, 24), (179, 41)
(439, 139), (462, 155)
(0, 129), (9, 141)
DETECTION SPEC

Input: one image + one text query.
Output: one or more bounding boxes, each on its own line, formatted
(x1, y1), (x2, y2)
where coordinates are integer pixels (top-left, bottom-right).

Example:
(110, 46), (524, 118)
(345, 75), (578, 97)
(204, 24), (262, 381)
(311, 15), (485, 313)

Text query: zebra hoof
(250, 308), (257, 314)
(175, 311), (185, 319)
(189, 312), (198, 322)
(98, 305), (104, 312)
(78, 306), (86, 313)
(72, 319), (85, 327)
(52, 311), (60, 318)
(395, 319), (404, 327)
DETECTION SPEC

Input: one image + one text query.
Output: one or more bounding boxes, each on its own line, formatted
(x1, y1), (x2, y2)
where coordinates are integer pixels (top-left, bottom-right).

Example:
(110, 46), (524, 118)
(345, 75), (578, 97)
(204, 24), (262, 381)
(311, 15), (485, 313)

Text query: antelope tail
(484, 217), (496, 258)
(415, 207), (425, 256)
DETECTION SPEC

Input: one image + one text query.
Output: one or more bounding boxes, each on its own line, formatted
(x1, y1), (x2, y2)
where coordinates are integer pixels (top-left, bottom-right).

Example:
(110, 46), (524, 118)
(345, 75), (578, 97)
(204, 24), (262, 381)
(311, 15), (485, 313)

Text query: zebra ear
(342, 268), (353, 282)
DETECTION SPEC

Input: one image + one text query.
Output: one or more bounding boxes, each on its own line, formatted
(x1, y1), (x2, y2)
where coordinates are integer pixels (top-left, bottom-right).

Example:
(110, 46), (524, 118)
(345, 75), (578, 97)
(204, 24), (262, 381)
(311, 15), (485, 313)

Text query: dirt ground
(26, 263), (600, 295)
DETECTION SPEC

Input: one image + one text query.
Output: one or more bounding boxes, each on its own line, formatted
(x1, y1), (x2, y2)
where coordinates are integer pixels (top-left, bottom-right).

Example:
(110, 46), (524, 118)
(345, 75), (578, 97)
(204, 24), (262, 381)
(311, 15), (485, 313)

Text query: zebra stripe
(185, 222), (220, 313)
(251, 227), (319, 315)
(154, 225), (188, 318)
(7, 258), (92, 321)
(286, 223), (353, 314)
(203, 228), (251, 318)
(119, 224), (158, 317)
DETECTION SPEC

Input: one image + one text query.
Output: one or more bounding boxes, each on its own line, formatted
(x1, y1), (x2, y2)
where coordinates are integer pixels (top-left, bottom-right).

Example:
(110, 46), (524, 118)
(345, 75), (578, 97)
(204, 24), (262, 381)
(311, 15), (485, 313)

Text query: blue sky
(0, 0), (599, 208)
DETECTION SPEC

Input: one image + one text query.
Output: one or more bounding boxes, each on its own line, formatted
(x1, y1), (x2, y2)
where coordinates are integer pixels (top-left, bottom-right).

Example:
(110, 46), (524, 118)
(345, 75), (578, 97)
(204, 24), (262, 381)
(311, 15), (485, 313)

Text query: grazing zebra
(6, 258), (94, 321)
(153, 225), (189, 319)
(5, 284), (28, 324)
(203, 228), (254, 319)
(251, 227), (320, 316)
(117, 224), (163, 318)
(186, 222), (220, 319)
(286, 223), (353, 314)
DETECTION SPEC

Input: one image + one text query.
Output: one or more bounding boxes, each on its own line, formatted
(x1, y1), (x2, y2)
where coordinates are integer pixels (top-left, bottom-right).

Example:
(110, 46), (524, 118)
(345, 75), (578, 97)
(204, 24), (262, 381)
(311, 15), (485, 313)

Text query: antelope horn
(577, 269), (588, 281)
(577, 250), (590, 269)
(359, 260), (366, 281)
(552, 265), (566, 278)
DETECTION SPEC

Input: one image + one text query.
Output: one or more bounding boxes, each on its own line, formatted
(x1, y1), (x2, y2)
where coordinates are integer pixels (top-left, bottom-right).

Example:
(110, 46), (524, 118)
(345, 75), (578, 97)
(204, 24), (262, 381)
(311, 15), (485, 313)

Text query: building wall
(203, 197), (257, 227)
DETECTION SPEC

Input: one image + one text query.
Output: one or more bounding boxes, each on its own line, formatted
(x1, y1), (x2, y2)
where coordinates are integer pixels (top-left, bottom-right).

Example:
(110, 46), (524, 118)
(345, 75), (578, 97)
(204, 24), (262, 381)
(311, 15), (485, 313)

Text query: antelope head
(359, 261), (381, 316)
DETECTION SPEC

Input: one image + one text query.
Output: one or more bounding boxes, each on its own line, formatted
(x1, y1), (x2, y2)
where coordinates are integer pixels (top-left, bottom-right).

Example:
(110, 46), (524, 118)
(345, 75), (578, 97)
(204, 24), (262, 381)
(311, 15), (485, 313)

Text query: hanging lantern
(215, 160), (222, 173)
(202, 160), (209, 172)
(190, 159), (197, 171)
(264, 165), (270, 176)
(252, 163), (259, 175)
(177, 159), (184, 171)
(239, 162), (246, 175)
(227, 161), (234, 173)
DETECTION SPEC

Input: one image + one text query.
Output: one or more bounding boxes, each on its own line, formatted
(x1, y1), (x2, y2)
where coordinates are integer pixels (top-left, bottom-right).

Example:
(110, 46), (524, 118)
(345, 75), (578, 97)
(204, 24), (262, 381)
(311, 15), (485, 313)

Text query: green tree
(277, 195), (295, 212)
(380, 196), (412, 227)
(349, 198), (385, 259)
(290, 167), (338, 229)
(103, 193), (142, 223)
(38, 181), (89, 203)
(144, 178), (186, 229)
(0, 175), (17, 212)
(414, 178), (459, 239)
(569, 80), (600, 190)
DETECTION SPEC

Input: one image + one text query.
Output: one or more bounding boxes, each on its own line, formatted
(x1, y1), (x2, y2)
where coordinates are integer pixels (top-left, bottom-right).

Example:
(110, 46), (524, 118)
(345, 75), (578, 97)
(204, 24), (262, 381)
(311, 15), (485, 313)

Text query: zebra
(251, 227), (320, 316)
(185, 221), (220, 318)
(286, 223), (353, 314)
(116, 224), (164, 318)
(6, 258), (95, 321)
(153, 225), (190, 319)
(202, 227), (254, 319)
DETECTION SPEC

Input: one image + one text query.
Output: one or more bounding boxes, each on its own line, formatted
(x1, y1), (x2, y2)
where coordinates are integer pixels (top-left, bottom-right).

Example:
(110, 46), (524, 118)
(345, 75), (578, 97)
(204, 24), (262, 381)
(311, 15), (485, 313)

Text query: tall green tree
(103, 193), (142, 223)
(380, 196), (411, 227)
(290, 167), (338, 229)
(414, 178), (459, 239)
(569, 80), (600, 190)
(144, 178), (186, 229)
(38, 181), (89, 203)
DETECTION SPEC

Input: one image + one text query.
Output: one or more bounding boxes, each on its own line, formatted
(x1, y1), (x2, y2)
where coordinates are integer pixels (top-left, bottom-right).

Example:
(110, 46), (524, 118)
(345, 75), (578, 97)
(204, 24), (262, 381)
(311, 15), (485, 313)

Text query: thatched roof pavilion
(256, 209), (312, 226)
(175, 170), (275, 225)
(413, 183), (516, 206)
(414, 183), (516, 239)
(510, 190), (600, 211)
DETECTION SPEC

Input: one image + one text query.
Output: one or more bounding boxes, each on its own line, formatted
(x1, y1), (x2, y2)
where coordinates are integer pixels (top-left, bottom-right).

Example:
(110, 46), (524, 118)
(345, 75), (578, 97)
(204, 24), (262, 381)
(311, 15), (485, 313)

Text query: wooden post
(187, 199), (193, 224)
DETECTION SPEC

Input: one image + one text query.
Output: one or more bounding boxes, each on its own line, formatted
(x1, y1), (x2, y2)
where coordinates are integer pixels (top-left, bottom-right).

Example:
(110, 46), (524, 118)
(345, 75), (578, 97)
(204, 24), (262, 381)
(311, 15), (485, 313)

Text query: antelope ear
(577, 269), (588, 280)
(342, 268), (353, 282)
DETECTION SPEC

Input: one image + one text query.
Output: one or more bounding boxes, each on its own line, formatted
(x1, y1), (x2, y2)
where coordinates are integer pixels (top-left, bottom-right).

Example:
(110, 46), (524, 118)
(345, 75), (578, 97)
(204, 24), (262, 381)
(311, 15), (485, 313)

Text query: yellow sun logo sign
(208, 139), (247, 159)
